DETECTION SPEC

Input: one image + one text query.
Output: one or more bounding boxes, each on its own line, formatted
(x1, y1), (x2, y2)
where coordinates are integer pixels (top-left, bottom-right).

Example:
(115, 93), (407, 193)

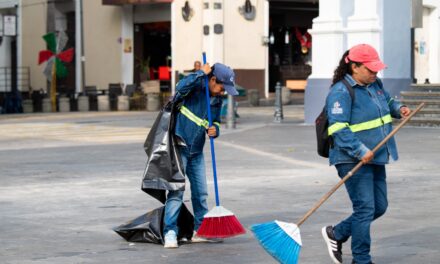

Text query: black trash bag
(113, 203), (194, 244)
(142, 100), (186, 203)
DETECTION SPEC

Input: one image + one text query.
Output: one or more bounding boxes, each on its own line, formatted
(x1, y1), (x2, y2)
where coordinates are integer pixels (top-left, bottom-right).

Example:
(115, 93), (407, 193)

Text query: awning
(103, 0), (172, 5)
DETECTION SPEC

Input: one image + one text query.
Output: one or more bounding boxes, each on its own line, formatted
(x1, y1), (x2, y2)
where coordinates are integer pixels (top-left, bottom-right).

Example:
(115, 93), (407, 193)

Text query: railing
(0, 67), (31, 92)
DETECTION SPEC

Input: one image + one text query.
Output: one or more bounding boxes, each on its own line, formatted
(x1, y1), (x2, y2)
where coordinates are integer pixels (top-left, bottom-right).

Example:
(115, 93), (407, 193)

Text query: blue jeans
(333, 164), (388, 264)
(163, 147), (209, 234)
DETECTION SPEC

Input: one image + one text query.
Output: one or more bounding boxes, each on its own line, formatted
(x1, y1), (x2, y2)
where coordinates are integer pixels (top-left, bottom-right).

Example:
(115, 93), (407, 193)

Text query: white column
(427, 2), (439, 83)
(202, 0), (224, 64)
(121, 5), (134, 87)
(346, 0), (381, 50)
(264, 0), (269, 98)
(308, 0), (344, 79)
(75, 0), (83, 95)
(304, 0), (344, 124)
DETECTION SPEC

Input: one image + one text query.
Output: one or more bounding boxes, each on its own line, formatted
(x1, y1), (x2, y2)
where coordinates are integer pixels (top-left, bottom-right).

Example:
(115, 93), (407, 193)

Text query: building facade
(1, 0), (439, 119)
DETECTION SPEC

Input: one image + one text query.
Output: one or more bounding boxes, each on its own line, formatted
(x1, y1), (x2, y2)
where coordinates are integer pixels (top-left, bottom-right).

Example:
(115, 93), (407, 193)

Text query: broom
(251, 102), (425, 264)
(196, 52), (246, 238)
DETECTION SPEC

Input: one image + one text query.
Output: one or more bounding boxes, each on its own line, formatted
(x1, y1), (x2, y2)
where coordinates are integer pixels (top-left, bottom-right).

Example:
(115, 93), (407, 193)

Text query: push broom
(196, 52), (246, 238)
(251, 102), (425, 264)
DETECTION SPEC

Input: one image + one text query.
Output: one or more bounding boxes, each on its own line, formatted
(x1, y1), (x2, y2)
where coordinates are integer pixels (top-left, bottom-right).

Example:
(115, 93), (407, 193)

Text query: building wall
(414, 0), (440, 83)
(21, 0), (47, 92)
(172, 0), (203, 72)
(223, 0), (265, 69)
(0, 11), (13, 69)
(172, 0), (267, 96)
(83, 0), (122, 90)
(134, 3), (170, 24)
(305, 0), (413, 124)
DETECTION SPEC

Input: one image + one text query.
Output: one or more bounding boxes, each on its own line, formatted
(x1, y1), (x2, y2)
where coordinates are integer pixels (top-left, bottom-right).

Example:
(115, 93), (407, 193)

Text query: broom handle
(296, 102), (425, 227)
(203, 52), (221, 207)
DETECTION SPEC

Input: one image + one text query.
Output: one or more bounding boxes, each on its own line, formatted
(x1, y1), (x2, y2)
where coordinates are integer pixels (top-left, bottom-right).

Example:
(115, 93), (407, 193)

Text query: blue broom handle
(203, 52), (220, 207)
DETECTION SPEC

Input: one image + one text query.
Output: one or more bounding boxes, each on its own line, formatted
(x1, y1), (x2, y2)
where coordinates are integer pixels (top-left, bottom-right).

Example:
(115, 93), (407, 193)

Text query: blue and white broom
(251, 103), (425, 264)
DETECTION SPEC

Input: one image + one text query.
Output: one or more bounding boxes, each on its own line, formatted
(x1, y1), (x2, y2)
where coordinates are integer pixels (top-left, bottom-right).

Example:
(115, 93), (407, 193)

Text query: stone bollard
(22, 99), (33, 113)
(274, 82), (284, 123)
(59, 97), (70, 112)
(42, 98), (53, 113)
(281, 86), (291, 105)
(247, 89), (259, 106)
(97, 95), (110, 111)
(77, 95), (89, 111)
(146, 93), (161, 111)
(226, 94), (236, 129)
(117, 95), (129, 111)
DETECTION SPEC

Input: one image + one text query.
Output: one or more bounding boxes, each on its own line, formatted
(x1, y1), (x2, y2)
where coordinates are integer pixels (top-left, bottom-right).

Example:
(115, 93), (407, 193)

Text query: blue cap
(212, 63), (238, 95)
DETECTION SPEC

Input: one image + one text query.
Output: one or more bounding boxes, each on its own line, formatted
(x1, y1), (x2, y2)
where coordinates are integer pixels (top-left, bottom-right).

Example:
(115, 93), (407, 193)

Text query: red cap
(345, 44), (387, 72)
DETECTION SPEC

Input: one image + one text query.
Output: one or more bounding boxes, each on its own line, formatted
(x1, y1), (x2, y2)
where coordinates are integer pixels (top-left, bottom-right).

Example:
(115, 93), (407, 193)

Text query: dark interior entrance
(133, 22), (171, 87)
(56, 11), (76, 97)
(269, 1), (318, 92)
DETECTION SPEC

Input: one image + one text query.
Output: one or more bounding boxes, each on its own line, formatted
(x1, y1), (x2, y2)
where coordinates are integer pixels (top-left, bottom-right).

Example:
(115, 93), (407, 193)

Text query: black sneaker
(322, 226), (343, 264)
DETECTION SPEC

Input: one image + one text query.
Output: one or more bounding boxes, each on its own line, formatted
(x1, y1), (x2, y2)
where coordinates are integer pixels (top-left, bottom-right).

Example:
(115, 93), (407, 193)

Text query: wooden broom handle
(296, 102), (425, 227)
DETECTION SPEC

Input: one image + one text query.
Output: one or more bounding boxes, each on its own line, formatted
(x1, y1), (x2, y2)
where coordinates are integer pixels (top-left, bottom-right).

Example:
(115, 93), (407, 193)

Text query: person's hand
(361, 150), (374, 164)
(400, 106), (411, 119)
(207, 126), (217, 137)
(202, 63), (211, 75)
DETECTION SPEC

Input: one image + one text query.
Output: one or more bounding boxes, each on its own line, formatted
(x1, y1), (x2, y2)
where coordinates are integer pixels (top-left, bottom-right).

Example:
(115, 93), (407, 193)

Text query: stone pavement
(0, 105), (439, 263)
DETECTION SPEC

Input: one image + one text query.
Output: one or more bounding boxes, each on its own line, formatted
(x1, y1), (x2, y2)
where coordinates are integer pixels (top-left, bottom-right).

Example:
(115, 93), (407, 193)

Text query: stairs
(400, 84), (440, 127)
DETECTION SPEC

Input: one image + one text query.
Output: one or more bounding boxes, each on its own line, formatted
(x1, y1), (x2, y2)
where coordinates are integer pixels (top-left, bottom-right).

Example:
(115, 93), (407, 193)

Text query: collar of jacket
(344, 74), (374, 88)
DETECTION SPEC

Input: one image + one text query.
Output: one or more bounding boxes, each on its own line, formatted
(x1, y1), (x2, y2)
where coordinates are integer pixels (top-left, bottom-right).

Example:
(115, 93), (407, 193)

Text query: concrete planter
(98, 95), (110, 111)
(117, 95), (129, 111)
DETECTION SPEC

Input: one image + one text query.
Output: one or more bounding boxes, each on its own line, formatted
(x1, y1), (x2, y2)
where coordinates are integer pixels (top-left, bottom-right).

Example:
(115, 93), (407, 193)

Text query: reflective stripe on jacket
(174, 70), (222, 154)
(325, 74), (402, 165)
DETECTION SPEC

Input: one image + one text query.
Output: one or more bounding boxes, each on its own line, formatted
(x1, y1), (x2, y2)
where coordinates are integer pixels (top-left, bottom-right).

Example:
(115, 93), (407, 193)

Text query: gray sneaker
(164, 230), (178, 248)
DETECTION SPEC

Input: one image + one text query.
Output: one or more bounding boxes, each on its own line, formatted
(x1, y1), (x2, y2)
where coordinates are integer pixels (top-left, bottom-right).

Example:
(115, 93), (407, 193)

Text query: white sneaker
(164, 230), (178, 248)
(191, 231), (223, 243)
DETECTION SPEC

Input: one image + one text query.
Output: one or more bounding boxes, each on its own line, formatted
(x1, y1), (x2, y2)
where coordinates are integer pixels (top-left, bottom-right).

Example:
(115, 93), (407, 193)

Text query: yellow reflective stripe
(180, 106), (209, 129)
(349, 114), (392, 132)
(328, 122), (349, 136)
(213, 122), (220, 127)
(328, 114), (392, 135)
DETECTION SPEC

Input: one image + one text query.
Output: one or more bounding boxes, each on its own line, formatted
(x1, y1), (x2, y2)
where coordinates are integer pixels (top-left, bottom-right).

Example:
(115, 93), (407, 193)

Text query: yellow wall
(83, 0), (122, 90)
(21, 0), (48, 92)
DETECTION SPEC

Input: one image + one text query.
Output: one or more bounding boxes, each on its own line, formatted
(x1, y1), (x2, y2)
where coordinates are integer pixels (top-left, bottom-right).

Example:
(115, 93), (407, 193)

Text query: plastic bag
(142, 101), (185, 203)
(113, 204), (194, 244)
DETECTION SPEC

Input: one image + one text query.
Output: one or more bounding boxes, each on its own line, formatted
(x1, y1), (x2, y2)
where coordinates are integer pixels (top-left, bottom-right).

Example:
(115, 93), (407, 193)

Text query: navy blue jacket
(174, 70), (222, 154)
(326, 74), (403, 165)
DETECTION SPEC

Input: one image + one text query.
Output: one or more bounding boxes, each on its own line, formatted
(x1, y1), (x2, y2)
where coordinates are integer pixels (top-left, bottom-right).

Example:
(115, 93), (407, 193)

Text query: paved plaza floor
(0, 105), (439, 263)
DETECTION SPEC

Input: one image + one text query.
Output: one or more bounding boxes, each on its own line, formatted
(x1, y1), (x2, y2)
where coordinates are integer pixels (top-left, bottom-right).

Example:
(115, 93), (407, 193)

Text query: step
(404, 117), (440, 127)
(416, 109), (440, 118)
(401, 99), (440, 109)
(401, 91), (440, 100)
(409, 84), (440, 92)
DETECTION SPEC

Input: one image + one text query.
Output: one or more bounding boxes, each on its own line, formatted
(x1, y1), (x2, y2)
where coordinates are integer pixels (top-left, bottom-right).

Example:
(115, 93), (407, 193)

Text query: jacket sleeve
(327, 84), (370, 160)
(175, 70), (205, 98)
(383, 89), (403, 118)
(211, 97), (222, 138)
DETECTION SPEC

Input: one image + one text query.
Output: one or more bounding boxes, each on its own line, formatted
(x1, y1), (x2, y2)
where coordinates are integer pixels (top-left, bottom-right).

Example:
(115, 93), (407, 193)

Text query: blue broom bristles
(251, 221), (301, 264)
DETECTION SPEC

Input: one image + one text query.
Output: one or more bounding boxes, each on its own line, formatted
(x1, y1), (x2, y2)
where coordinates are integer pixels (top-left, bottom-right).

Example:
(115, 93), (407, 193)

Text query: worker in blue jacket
(321, 44), (411, 264)
(163, 62), (238, 248)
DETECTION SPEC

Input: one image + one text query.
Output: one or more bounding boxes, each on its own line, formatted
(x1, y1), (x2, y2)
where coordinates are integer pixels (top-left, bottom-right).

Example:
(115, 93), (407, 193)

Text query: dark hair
(207, 65), (222, 84)
(331, 50), (362, 85)
(207, 65), (215, 80)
